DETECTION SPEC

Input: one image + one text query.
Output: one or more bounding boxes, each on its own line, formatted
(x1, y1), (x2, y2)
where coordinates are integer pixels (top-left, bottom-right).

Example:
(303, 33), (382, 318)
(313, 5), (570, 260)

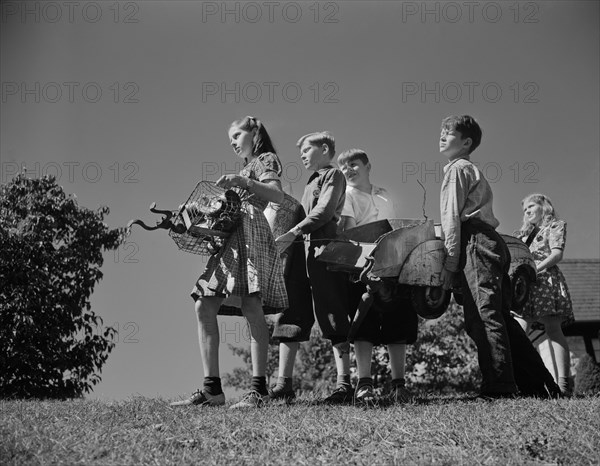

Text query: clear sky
(1, 1), (598, 400)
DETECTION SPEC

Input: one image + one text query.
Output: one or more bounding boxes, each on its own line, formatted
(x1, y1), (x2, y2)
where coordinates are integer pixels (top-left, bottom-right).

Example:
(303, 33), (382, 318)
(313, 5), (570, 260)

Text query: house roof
(559, 259), (600, 322)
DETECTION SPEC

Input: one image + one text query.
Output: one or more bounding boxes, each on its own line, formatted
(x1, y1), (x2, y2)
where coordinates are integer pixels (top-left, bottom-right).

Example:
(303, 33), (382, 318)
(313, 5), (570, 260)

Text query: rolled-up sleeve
(440, 164), (470, 272)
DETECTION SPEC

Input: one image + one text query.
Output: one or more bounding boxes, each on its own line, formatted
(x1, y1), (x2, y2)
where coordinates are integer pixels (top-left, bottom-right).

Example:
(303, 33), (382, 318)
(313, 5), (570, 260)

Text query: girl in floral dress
(514, 193), (574, 396)
(171, 116), (288, 409)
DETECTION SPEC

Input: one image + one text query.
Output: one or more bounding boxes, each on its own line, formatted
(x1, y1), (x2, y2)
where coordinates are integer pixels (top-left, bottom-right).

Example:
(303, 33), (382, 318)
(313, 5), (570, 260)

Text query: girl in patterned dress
(513, 193), (574, 396)
(171, 116), (288, 409)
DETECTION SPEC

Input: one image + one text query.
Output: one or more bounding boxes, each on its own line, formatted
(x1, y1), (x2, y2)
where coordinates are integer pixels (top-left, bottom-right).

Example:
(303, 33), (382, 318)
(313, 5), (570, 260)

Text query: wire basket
(169, 181), (250, 256)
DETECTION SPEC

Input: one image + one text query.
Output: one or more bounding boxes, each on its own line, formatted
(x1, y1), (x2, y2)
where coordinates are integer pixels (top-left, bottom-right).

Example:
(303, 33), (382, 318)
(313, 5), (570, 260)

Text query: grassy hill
(2, 394), (599, 465)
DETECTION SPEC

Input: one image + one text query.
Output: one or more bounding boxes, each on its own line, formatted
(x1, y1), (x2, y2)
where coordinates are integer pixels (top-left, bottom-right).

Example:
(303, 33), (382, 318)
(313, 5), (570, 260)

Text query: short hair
(520, 193), (557, 233)
(296, 131), (335, 157)
(337, 148), (369, 166)
(441, 115), (482, 154)
(230, 115), (276, 156)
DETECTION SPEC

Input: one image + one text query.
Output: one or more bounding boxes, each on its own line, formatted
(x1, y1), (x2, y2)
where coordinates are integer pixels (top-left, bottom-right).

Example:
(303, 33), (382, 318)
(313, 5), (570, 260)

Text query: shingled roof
(560, 259), (600, 322)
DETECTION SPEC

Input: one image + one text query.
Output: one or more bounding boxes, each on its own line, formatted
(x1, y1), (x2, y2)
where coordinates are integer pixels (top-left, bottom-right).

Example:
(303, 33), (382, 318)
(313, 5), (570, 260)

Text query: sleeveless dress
(191, 153), (288, 314)
(518, 220), (574, 323)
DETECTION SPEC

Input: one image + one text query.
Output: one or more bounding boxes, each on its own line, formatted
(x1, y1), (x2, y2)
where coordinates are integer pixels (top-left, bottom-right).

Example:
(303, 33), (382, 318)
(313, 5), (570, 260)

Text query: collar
(443, 155), (471, 173)
(308, 165), (335, 182)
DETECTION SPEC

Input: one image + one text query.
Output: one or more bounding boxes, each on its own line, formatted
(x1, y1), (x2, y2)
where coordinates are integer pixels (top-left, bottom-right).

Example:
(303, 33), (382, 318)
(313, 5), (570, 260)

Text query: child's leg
(460, 227), (517, 395)
(332, 341), (351, 377)
(240, 295), (269, 378)
(278, 342), (299, 378)
(388, 344), (407, 380)
(170, 296), (226, 406)
(195, 296), (224, 377)
(538, 315), (571, 392)
(355, 340), (374, 379)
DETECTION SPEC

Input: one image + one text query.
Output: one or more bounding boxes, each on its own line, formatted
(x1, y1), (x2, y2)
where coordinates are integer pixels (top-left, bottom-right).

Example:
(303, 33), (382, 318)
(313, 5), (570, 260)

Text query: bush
(0, 173), (125, 398)
(574, 354), (600, 396)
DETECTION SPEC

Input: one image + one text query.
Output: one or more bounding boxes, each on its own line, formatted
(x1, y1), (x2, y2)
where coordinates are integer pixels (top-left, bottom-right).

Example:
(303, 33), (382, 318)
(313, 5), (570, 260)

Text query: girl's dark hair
(230, 116), (276, 156)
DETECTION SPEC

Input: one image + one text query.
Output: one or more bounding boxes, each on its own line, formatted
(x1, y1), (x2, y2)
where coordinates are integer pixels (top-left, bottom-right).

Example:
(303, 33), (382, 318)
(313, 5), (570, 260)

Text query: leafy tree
(0, 173), (125, 398)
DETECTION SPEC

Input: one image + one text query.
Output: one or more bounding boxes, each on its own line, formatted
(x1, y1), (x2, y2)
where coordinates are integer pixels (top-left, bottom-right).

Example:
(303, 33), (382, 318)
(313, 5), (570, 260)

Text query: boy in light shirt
(338, 148), (418, 404)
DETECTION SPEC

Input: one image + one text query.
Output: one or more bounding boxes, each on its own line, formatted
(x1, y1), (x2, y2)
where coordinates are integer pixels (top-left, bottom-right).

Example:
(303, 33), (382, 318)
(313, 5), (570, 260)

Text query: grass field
(2, 395), (599, 465)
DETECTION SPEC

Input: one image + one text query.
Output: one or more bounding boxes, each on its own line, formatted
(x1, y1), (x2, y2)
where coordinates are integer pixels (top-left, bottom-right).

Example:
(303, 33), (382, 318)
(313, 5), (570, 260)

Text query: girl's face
(523, 201), (544, 226)
(228, 126), (254, 160)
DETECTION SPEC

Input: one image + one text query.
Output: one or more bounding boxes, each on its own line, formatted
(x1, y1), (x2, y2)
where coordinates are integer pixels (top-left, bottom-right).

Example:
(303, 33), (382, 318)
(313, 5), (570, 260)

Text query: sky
(1, 1), (598, 401)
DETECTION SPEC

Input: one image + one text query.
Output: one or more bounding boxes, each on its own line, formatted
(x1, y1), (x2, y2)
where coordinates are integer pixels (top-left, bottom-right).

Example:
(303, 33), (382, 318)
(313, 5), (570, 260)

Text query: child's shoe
(354, 384), (376, 405)
(268, 385), (296, 402)
(323, 385), (354, 405)
(169, 389), (225, 407)
(389, 385), (414, 404)
(229, 390), (269, 409)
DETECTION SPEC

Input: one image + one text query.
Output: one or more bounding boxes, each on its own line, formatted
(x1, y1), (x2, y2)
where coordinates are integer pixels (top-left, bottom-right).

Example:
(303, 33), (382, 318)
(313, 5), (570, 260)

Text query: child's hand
(275, 231), (296, 255)
(440, 267), (456, 290)
(216, 174), (245, 189)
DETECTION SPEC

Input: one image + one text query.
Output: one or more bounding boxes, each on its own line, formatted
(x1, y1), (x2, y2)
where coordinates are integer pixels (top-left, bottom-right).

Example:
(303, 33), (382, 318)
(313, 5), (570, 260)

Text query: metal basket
(169, 181), (250, 256)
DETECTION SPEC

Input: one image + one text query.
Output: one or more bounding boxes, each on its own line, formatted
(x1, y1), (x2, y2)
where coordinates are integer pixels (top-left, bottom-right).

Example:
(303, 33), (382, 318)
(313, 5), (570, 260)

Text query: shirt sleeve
(440, 164), (472, 272)
(548, 220), (567, 250)
(295, 169), (346, 234)
(255, 153), (283, 183)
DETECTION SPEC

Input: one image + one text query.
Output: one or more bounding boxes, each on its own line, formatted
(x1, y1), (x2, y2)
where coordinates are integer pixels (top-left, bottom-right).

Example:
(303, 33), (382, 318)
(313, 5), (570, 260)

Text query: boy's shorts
(348, 281), (418, 345)
(271, 234), (314, 343)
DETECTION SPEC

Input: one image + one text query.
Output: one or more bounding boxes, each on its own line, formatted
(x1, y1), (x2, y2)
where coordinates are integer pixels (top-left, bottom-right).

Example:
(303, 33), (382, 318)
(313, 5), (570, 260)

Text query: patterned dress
(191, 152), (289, 314)
(518, 220), (574, 323)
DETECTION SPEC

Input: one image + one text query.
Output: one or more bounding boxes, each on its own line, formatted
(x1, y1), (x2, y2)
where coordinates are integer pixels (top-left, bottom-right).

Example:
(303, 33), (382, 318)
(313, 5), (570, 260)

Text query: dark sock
(391, 378), (406, 388)
(336, 374), (351, 390)
(276, 376), (293, 392)
(357, 377), (373, 390)
(203, 377), (223, 396)
(251, 376), (268, 396)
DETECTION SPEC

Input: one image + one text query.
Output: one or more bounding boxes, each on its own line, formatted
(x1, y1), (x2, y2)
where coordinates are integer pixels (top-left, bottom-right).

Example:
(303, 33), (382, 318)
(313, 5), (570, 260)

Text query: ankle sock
(203, 377), (223, 396)
(391, 378), (406, 389)
(357, 377), (373, 390)
(251, 376), (268, 396)
(275, 376), (293, 392)
(336, 374), (351, 390)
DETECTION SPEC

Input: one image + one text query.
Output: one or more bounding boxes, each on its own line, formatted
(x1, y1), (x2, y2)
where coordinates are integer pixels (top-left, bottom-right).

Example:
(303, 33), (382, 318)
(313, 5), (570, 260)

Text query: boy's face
(439, 127), (471, 160)
(339, 159), (371, 187)
(300, 141), (331, 171)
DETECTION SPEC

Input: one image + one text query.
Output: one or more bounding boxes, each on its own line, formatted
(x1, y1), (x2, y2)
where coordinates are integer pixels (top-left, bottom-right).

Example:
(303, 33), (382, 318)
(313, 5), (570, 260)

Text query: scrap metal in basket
(127, 180), (251, 256)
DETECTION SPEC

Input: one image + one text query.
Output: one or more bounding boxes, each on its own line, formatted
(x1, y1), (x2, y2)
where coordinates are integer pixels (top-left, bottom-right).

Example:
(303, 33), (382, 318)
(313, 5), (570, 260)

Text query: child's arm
(215, 176), (283, 203)
(293, 169), (346, 235)
(275, 169), (345, 253)
(440, 164), (471, 284)
(536, 249), (563, 273)
(536, 221), (567, 273)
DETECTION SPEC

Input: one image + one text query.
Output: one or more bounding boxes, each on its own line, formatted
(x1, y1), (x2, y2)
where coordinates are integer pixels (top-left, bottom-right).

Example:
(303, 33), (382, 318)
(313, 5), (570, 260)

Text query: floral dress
(191, 152), (288, 314)
(518, 220), (573, 323)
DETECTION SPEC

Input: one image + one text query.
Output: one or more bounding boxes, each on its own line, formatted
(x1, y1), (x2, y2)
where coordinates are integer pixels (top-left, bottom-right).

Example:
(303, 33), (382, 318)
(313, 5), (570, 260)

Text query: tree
(0, 173), (125, 398)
